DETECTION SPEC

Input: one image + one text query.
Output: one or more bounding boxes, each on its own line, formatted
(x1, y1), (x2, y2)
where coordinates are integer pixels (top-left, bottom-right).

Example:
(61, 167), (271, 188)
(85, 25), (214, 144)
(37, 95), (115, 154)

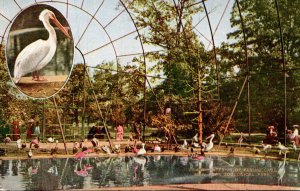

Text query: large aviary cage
(0, 0), (298, 148)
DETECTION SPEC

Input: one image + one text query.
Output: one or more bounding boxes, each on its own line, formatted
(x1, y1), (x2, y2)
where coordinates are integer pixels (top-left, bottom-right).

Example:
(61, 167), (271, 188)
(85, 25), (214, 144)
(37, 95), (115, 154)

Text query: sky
(0, 0), (235, 77)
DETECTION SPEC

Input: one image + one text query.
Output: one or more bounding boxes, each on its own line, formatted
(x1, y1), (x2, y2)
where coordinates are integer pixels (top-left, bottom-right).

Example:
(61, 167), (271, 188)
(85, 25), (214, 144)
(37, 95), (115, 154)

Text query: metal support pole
(218, 76), (248, 147)
(202, 0), (219, 98)
(198, 57), (203, 144)
(42, 99), (45, 141)
(53, 97), (68, 155)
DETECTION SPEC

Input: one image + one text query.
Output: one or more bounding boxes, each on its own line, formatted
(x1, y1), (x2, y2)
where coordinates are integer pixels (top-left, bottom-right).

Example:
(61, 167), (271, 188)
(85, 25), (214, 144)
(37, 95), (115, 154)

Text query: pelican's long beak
(51, 16), (72, 40)
(205, 134), (212, 140)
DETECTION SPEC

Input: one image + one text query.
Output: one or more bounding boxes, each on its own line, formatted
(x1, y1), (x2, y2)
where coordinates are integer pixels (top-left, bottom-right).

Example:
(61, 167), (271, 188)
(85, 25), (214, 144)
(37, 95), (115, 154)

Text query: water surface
(0, 155), (299, 190)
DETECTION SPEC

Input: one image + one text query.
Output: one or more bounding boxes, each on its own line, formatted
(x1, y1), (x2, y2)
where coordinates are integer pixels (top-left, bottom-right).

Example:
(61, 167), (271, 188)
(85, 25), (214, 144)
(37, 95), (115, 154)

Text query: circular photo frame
(5, 4), (74, 99)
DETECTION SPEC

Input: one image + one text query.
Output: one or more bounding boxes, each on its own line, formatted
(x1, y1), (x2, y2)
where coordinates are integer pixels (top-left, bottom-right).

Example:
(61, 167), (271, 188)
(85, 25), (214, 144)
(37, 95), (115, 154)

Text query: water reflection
(0, 155), (299, 190)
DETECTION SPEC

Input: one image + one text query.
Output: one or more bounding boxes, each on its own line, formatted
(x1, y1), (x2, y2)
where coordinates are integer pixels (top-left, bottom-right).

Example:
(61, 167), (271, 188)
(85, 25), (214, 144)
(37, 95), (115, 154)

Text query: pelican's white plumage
(204, 134), (215, 152)
(13, 9), (71, 83)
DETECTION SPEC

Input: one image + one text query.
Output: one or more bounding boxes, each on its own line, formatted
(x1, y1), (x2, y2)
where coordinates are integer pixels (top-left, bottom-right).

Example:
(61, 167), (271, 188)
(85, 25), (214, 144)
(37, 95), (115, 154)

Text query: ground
(16, 75), (67, 98)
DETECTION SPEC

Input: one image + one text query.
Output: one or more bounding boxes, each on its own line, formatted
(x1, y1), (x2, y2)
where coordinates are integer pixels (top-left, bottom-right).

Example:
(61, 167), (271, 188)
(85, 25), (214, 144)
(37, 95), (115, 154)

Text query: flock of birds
(2, 132), (300, 161)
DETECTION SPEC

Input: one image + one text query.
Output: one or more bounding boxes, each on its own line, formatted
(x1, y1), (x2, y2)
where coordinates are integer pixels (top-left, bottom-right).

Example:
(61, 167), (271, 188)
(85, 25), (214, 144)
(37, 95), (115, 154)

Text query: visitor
(34, 121), (41, 141)
(27, 118), (35, 140)
(288, 125), (299, 146)
(115, 124), (124, 141)
(87, 126), (97, 139)
(12, 120), (20, 141)
(267, 125), (277, 138)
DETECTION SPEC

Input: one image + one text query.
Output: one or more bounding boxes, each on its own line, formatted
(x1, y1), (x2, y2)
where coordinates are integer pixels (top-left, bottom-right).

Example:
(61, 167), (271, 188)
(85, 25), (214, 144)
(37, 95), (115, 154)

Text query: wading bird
(203, 134), (215, 152)
(13, 9), (72, 83)
(237, 133), (244, 147)
(137, 143), (146, 156)
(28, 149), (33, 158)
(261, 141), (272, 155)
(278, 142), (288, 155)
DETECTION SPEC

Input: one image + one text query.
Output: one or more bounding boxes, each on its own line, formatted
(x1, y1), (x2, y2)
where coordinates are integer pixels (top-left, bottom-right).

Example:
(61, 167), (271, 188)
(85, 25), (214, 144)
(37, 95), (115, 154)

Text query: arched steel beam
(235, 0), (251, 142)
(202, 0), (219, 98)
(119, 0), (147, 140)
(274, 0), (287, 145)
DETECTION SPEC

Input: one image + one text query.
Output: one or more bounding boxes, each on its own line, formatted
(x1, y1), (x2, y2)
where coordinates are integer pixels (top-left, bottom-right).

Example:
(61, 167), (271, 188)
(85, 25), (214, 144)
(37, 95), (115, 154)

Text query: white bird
(137, 143), (146, 156)
(192, 142), (201, 148)
(291, 141), (297, 152)
(261, 142), (272, 154)
(91, 137), (98, 147)
(154, 144), (161, 152)
(13, 9), (72, 83)
(180, 139), (188, 150)
(192, 133), (198, 143)
(237, 133), (244, 147)
(28, 149), (33, 158)
(278, 142), (289, 155)
(253, 146), (261, 154)
(113, 144), (121, 153)
(204, 134), (215, 152)
(16, 138), (22, 150)
(47, 137), (55, 143)
(278, 153), (287, 185)
(101, 145), (111, 155)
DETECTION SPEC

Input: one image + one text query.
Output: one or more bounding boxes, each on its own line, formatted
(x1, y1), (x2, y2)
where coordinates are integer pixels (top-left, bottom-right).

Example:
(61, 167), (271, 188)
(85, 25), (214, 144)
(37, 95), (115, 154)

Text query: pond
(0, 155), (299, 190)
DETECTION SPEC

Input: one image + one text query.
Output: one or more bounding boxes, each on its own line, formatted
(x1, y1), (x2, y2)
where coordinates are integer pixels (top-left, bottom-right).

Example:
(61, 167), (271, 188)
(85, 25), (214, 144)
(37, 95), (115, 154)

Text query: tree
(220, 0), (300, 139)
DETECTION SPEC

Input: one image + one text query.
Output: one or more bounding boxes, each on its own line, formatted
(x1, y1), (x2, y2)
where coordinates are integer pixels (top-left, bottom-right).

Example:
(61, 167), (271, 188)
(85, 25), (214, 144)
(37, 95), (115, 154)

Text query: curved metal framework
(0, 0), (147, 145)
(0, 0), (290, 146)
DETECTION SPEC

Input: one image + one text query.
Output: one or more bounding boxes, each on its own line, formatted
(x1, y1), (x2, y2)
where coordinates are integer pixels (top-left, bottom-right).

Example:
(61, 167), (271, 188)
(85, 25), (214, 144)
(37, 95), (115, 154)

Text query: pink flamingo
(84, 164), (93, 170)
(191, 155), (205, 161)
(74, 159), (89, 177)
(30, 138), (39, 148)
(83, 148), (93, 154)
(75, 151), (85, 160)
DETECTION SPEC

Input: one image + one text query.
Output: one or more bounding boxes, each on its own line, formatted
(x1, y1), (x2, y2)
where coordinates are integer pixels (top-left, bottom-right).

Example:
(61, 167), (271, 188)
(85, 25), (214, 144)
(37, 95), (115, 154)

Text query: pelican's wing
(14, 40), (51, 81)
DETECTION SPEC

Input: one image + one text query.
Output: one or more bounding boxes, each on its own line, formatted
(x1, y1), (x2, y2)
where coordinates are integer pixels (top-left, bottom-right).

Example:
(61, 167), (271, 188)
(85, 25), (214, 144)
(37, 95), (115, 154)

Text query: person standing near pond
(34, 121), (41, 141)
(12, 120), (20, 141)
(27, 118), (34, 140)
(115, 124), (124, 141)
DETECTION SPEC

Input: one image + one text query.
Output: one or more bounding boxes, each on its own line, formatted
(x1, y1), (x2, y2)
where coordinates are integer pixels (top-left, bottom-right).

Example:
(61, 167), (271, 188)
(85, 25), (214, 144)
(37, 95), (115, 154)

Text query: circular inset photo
(6, 4), (74, 99)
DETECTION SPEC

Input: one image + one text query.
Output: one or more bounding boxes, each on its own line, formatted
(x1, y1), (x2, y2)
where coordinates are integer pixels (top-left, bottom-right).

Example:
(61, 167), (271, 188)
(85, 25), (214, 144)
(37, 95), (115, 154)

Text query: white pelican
(204, 134), (215, 152)
(47, 137), (55, 143)
(101, 145), (111, 155)
(137, 143), (146, 156)
(180, 139), (188, 150)
(13, 9), (72, 83)
(278, 142), (288, 155)
(192, 133), (198, 143)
